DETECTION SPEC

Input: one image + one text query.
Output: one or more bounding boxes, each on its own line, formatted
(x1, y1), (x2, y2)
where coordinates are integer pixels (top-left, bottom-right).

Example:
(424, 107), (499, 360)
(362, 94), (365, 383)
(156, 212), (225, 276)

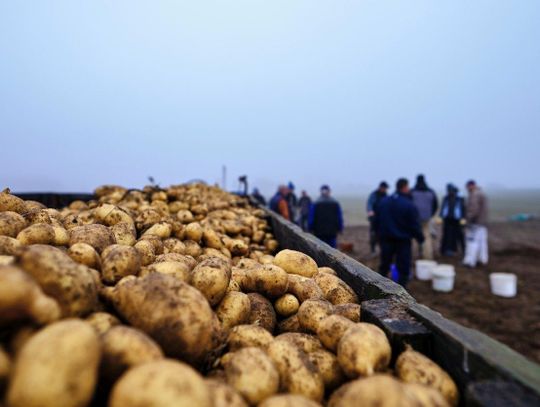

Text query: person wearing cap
(439, 183), (466, 256)
(411, 174), (438, 260)
(269, 185), (291, 220)
(463, 180), (489, 267)
(308, 185), (344, 248)
(376, 178), (424, 287)
(366, 181), (389, 255)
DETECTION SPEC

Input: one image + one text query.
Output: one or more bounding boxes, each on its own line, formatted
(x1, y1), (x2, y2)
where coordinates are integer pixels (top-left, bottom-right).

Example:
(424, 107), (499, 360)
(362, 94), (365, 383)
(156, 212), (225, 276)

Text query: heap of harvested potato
(0, 184), (459, 406)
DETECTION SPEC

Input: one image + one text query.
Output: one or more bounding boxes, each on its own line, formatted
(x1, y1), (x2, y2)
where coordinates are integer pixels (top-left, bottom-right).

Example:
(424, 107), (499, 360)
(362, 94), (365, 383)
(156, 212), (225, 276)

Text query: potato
(333, 303), (361, 322)
(274, 293), (300, 317)
(106, 273), (217, 367)
(206, 378), (249, 407)
(9, 326), (37, 354)
(100, 325), (164, 382)
(177, 209), (195, 223)
(51, 225), (70, 246)
(313, 273), (358, 305)
(216, 291), (251, 330)
(17, 223), (55, 245)
(308, 349), (345, 390)
(328, 375), (449, 407)
(337, 323), (391, 378)
(396, 346), (459, 406)
(192, 257), (231, 306)
(101, 244), (141, 284)
(19, 245), (100, 317)
(0, 254), (14, 265)
(111, 221), (137, 246)
(184, 239), (203, 257)
(0, 265), (61, 326)
(275, 333), (324, 354)
(7, 319), (101, 407)
(316, 315), (354, 352)
(287, 274), (324, 303)
(259, 394), (322, 407)
(163, 237), (186, 254)
(318, 266), (337, 276)
(138, 234), (164, 254)
(297, 299), (334, 333)
(109, 359), (211, 407)
(140, 260), (191, 282)
(242, 264), (289, 298)
(225, 347), (280, 405)
(0, 189), (25, 213)
(227, 278), (242, 292)
(155, 252), (197, 269)
(247, 293), (277, 333)
(143, 221), (172, 239)
(226, 238), (249, 256)
(277, 314), (306, 334)
(69, 223), (116, 253)
(184, 222), (203, 242)
(134, 239), (156, 266)
(0, 211), (27, 237)
(273, 249), (318, 277)
(0, 235), (22, 255)
(21, 208), (52, 225)
(68, 242), (101, 270)
(266, 340), (324, 402)
(86, 311), (120, 336)
(94, 203), (134, 226)
(203, 228), (224, 249)
(227, 324), (274, 351)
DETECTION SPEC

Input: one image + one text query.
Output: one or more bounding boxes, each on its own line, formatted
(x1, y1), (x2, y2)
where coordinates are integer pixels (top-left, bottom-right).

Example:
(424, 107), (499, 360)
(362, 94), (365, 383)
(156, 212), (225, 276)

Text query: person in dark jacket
(440, 183), (466, 256)
(287, 181), (299, 224)
(251, 188), (266, 206)
(366, 181), (389, 255)
(298, 190), (312, 231)
(308, 185), (343, 248)
(411, 174), (438, 260)
(376, 178), (424, 287)
(269, 185), (291, 220)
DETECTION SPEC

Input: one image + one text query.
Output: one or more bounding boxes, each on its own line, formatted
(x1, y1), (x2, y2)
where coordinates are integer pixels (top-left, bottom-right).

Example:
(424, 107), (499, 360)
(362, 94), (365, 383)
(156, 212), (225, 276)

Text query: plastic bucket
(432, 265), (455, 292)
(415, 260), (437, 281)
(490, 273), (517, 298)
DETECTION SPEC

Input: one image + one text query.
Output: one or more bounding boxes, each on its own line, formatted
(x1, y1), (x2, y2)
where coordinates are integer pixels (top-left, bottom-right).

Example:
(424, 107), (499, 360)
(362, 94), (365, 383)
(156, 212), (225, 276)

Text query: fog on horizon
(1, 1), (539, 198)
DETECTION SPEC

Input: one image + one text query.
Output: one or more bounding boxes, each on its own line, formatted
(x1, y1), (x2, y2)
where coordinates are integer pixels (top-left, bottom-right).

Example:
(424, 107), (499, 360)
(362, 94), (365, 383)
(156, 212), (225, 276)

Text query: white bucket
(432, 265), (456, 292)
(490, 273), (517, 298)
(415, 260), (437, 280)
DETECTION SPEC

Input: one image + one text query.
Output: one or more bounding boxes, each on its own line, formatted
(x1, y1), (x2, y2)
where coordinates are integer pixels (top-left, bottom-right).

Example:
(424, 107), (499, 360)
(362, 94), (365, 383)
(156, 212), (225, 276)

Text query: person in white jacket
(463, 180), (489, 267)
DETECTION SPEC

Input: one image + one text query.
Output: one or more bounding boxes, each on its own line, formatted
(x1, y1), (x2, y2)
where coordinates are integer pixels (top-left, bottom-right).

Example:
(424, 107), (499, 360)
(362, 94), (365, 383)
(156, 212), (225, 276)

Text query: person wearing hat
(439, 183), (466, 256)
(463, 180), (489, 267)
(308, 185), (343, 248)
(366, 181), (389, 255)
(411, 174), (438, 260)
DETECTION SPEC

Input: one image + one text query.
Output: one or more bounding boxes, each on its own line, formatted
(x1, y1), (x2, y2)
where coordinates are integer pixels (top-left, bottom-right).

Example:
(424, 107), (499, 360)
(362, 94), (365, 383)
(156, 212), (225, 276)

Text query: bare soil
(341, 220), (540, 363)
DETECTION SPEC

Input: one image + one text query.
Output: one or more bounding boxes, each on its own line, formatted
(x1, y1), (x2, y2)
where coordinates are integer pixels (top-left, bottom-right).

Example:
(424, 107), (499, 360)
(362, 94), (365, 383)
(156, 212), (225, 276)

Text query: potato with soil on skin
(227, 324), (274, 351)
(308, 349), (345, 391)
(0, 189), (26, 213)
(225, 347), (280, 405)
(333, 303), (361, 322)
(18, 244), (100, 317)
(191, 257), (232, 306)
(274, 293), (300, 317)
(184, 221), (203, 242)
(86, 311), (121, 336)
(0, 235), (22, 255)
(203, 227), (224, 249)
(138, 234), (164, 254)
(16, 223), (55, 245)
(287, 274), (324, 303)
(51, 225), (70, 246)
(297, 299), (334, 334)
(275, 333), (324, 354)
(337, 323), (391, 378)
(273, 249), (318, 277)
(266, 340), (324, 402)
(7, 319), (101, 407)
(177, 209), (195, 224)
(163, 237), (186, 254)
(316, 315), (354, 352)
(243, 264), (289, 298)
(105, 273), (217, 367)
(247, 293), (277, 333)
(259, 394), (322, 407)
(69, 223), (116, 253)
(68, 242), (101, 270)
(184, 239), (203, 257)
(206, 378), (249, 407)
(0, 265), (61, 326)
(216, 291), (251, 330)
(109, 359), (211, 407)
(101, 244), (142, 285)
(277, 314), (306, 334)
(100, 325), (164, 383)
(134, 239), (156, 266)
(139, 260), (191, 282)
(0, 211), (27, 237)
(313, 272), (358, 305)
(111, 221), (137, 246)
(318, 266), (337, 276)
(396, 345), (459, 406)
(143, 221), (173, 239)
(94, 203), (134, 226)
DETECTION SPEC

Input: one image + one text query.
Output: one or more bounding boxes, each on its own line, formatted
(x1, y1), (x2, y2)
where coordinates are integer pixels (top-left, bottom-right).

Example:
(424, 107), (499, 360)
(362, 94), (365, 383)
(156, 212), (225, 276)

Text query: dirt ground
(340, 220), (540, 364)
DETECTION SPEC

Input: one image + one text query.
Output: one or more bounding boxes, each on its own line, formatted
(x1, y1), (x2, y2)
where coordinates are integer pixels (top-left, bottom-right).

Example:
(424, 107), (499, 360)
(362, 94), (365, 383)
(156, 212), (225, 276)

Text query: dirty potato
(101, 244), (141, 284)
(316, 315), (355, 352)
(313, 273), (358, 305)
(0, 211), (27, 238)
(86, 311), (121, 336)
(216, 291), (251, 330)
(206, 378), (249, 407)
(273, 249), (318, 277)
(191, 257), (232, 306)
(227, 324), (274, 351)
(68, 242), (101, 270)
(297, 299), (334, 334)
(17, 223), (55, 245)
(274, 293), (300, 317)
(247, 293), (277, 333)
(333, 303), (361, 322)
(69, 224), (116, 253)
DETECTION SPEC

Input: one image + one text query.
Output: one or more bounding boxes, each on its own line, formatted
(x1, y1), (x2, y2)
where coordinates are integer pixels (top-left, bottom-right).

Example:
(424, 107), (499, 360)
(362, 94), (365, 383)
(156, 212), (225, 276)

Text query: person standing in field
(440, 184), (466, 256)
(411, 174), (438, 260)
(366, 181), (389, 255)
(376, 178), (424, 287)
(298, 190), (312, 231)
(251, 188), (266, 206)
(269, 185), (291, 221)
(286, 181), (299, 224)
(463, 180), (489, 267)
(308, 185), (344, 248)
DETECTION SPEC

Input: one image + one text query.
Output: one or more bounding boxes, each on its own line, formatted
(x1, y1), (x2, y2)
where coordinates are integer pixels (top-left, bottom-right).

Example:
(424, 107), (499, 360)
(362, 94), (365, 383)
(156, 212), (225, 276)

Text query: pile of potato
(0, 184), (459, 406)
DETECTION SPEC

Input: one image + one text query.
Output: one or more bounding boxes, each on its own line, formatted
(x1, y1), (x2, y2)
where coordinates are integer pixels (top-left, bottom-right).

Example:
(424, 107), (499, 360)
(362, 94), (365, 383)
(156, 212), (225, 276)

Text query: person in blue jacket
(366, 181), (389, 255)
(308, 185), (343, 248)
(440, 183), (466, 256)
(375, 178), (424, 287)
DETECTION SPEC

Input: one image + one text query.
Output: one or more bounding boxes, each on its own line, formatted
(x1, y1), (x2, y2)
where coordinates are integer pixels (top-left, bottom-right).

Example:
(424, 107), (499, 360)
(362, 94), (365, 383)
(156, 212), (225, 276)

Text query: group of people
(368, 175), (489, 287)
(265, 183), (344, 248)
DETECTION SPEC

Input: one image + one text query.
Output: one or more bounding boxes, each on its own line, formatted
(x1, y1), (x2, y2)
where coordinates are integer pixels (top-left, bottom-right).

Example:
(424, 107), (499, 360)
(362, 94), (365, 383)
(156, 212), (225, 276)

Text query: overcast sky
(1, 1), (539, 197)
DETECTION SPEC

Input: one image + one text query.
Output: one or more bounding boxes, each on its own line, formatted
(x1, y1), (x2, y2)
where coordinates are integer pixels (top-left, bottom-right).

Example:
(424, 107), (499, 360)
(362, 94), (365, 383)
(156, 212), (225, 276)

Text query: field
(340, 220), (540, 363)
